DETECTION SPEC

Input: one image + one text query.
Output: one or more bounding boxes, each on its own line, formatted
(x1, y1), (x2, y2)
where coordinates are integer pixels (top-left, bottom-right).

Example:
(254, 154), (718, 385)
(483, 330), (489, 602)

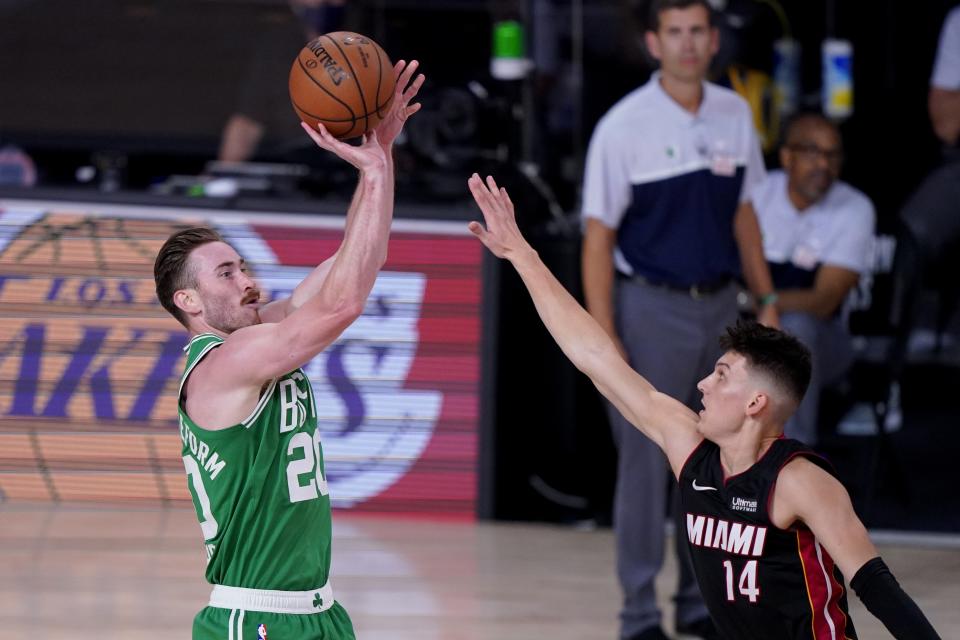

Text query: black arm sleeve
(850, 557), (940, 640)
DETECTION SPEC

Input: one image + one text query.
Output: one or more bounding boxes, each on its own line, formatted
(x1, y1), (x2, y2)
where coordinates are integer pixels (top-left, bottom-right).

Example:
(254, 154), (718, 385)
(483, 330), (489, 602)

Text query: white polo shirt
(752, 170), (875, 282)
(582, 73), (766, 286)
(932, 7), (960, 90)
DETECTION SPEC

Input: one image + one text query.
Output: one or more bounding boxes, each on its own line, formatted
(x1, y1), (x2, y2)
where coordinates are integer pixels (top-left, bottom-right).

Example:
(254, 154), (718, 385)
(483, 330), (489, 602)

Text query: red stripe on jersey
(797, 530), (836, 639)
(816, 539), (853, 639)
(797, 530), (854, 639)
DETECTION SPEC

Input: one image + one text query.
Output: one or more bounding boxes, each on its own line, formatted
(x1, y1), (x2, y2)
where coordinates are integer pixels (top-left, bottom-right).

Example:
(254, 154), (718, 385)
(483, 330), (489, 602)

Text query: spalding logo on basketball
(289, 31), (396, 139)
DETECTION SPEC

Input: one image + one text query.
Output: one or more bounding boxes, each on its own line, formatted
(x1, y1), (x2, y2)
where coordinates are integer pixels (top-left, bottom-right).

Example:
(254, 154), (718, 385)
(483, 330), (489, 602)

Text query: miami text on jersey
(686, 513), (768, 557)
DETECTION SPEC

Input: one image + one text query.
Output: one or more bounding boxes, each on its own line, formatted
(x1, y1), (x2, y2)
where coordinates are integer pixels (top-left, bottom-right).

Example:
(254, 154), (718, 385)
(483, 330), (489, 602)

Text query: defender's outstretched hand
(374, 60), (426, 148)
(301, 122), (388, 174)
(467, 174), (534, 261)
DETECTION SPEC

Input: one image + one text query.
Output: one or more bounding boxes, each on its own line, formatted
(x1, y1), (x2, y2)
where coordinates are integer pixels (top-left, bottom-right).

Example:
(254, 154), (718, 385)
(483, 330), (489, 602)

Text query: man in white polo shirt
(581, 1), (777, 638)
(752, 112), (875, 446)
(930, 5), (960, 150)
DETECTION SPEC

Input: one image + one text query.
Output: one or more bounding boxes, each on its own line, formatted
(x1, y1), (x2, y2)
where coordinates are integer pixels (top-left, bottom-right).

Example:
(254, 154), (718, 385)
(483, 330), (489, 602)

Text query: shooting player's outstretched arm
(260, 60), (425, 323)
(183, 133), (395, 430)
(202, 128), (394, 395)
(467, 174), (702, 473)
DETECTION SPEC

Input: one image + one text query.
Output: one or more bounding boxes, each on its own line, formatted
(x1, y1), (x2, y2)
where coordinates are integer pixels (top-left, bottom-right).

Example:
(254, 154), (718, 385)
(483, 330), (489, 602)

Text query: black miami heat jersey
(679, 438), (857, 640)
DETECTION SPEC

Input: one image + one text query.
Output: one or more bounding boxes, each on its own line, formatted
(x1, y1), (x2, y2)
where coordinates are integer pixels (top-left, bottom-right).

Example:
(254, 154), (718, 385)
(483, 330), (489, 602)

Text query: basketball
(289, 32), (396, 139)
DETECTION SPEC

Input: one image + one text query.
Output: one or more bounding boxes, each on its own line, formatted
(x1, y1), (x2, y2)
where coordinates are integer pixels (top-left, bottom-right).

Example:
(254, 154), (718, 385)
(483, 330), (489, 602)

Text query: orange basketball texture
(289, 32), (396, 139)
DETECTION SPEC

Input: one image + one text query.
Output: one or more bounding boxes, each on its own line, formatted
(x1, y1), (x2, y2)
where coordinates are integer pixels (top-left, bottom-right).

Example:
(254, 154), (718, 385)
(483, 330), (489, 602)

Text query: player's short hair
(719, 320), (811, 407)
(154, 227), (223, 327)
(647, 0), (716, 32)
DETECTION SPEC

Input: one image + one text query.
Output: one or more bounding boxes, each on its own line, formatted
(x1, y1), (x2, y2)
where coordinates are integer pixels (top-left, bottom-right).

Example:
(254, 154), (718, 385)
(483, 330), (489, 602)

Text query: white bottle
(822, 39), (853, 119)
(773, 38), (801, 116)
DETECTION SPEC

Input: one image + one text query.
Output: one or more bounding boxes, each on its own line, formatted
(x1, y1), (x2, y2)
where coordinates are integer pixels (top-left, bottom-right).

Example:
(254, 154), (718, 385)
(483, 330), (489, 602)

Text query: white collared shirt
(582, 72), (766, 284)
(752, 170), (875, 276)
(932, 7), (960, 90)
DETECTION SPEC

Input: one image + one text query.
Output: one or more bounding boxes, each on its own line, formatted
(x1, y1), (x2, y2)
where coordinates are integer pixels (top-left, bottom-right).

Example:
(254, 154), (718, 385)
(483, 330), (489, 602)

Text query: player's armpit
(248, 268), (336, 324)
(771, 458), (878, 579)
(258, 254), (341, 324)
(594, 366), (702, 476)
(257, 297), (291, 323)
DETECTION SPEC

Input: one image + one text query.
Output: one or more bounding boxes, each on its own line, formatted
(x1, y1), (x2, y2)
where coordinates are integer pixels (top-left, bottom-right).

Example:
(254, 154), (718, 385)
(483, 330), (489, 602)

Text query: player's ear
(709, 26), (720, 56)
(173, 288), (201, 316)
(745, 392), (768, 417)
(645, 30), (662, 61)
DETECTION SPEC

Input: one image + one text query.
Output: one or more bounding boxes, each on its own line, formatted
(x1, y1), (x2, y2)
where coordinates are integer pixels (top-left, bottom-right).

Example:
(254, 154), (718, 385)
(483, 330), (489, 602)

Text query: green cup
(493, 20), (525, 59)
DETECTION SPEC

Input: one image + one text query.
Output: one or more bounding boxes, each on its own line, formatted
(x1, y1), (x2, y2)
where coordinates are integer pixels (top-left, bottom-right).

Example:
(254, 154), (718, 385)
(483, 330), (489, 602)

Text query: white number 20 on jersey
(286, 428), (330, 503)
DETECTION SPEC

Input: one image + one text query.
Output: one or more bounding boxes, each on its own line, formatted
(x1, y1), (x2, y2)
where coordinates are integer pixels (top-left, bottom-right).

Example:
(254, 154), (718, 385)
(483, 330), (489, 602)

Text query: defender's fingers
(468, 174), (497, 211)
(397, 60), (420, 90)
(500, 187), (515, 211)
(404, 73), (426, 99)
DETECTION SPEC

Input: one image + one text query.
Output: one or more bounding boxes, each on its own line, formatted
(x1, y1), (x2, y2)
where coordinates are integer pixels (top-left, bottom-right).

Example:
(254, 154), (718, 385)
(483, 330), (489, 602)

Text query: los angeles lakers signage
(0, 203), (480, 516)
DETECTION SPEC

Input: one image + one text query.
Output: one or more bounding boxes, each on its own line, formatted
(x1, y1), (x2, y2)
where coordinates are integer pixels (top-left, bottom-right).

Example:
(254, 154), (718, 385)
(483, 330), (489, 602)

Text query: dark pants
(608, 278), (738, 638)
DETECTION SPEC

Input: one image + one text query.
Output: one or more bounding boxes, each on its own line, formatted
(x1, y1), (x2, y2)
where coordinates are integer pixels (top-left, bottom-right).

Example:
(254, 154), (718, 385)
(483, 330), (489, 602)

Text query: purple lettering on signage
(84, 329), (146, 419)
(7, 323), (44, 416)
(128, 331), (189, 420)
(43, 326), (111, 417)
(326, 341), (365, 435)
(45, 277), (66, 302)
(115, 281), (135, 305)
(78, 279), (107, 306)
(2, 323), (188, 423)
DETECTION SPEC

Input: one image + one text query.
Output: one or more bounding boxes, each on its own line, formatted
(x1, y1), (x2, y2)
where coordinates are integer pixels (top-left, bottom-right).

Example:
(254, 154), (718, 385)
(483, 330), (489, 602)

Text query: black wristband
(850, 557), (941, 640)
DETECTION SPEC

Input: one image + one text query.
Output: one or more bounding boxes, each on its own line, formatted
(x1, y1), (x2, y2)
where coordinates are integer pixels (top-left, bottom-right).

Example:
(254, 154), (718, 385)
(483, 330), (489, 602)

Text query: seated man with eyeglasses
(750, 111), (876, 446)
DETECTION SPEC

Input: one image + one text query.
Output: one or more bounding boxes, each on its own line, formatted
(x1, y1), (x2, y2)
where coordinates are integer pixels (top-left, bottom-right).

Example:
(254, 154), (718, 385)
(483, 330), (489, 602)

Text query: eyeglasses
(786, 143), (843, 164)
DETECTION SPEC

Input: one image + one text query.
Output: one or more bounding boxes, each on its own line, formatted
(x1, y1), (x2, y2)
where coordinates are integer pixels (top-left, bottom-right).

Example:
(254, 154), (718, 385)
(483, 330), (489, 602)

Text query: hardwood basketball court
(1, 505), (957, 639)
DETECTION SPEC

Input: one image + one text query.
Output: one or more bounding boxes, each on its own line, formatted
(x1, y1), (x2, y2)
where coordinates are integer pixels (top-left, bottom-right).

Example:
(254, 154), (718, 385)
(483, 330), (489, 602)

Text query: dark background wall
(1, 0), (954, 219)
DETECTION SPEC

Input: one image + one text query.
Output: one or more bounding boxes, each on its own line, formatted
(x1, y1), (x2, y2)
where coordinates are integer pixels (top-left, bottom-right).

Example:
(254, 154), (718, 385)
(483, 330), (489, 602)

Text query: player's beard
(203, 293), (261, 334)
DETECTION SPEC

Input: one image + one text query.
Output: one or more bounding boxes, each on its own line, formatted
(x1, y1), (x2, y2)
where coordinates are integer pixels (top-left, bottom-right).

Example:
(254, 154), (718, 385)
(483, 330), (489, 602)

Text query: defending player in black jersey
(466, 174), (941, 640)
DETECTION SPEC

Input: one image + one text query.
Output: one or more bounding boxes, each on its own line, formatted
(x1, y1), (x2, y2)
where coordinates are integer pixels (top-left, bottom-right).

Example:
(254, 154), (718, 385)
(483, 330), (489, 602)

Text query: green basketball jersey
(178, 333), (333, 591)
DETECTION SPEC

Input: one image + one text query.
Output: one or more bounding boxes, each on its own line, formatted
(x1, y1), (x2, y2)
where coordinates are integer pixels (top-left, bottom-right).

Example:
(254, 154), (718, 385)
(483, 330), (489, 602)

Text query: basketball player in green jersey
(153, 60), (425, 640)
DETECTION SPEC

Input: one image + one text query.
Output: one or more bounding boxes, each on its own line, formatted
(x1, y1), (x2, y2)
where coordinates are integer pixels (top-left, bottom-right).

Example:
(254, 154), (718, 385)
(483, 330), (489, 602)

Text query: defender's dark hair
(719, 320), (812, 406)
(647, 0), (716, 32)
(154, 227), (223, 327)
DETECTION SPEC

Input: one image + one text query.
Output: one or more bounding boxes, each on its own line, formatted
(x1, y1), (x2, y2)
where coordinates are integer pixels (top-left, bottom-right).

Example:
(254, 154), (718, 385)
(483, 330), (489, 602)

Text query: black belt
(617, 272), (732, 299)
